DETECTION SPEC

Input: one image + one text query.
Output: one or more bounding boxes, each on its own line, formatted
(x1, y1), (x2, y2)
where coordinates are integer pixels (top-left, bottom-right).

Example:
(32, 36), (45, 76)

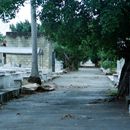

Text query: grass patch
(106, 88), (118, 96)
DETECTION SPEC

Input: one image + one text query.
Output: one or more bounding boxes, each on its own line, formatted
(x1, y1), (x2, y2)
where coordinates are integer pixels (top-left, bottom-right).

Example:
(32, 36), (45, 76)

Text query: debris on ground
(22, 83), (56, 94)
(22, 83), (40, 91)
(61, 114), (75, 120)
(16, 113), (21, 115)
(35, 84), (56, 92)
(88, 97), (118, 104)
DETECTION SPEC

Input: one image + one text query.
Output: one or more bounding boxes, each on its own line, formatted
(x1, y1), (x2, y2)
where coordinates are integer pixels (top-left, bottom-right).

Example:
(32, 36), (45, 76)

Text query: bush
(101, 59), (116, 73)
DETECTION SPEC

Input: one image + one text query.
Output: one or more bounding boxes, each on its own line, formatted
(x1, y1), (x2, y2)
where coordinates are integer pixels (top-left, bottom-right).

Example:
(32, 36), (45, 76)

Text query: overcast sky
(0, 2), (31, 35)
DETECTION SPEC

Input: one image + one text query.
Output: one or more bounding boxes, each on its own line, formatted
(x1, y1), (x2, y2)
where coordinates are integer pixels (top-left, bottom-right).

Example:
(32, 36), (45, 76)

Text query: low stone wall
(5, 32), (53, 71)
(0, 72), (22, 89)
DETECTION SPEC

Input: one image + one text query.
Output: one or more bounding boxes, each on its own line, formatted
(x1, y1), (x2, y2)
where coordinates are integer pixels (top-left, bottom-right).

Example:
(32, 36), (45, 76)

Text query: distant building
(1, 32), (53, 72)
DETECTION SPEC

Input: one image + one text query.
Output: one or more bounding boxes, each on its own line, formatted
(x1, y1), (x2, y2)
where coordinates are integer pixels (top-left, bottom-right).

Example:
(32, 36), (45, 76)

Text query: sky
(0, 0), (81, 35)
(0, 2), (31, 35)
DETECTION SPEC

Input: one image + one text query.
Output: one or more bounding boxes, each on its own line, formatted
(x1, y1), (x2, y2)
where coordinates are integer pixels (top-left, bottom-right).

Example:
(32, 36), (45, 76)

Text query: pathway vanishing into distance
(0, 68), (130, 130)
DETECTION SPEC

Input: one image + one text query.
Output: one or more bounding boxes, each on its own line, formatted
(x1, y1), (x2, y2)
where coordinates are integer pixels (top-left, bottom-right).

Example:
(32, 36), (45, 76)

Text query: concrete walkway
(0, 68), (130, 130)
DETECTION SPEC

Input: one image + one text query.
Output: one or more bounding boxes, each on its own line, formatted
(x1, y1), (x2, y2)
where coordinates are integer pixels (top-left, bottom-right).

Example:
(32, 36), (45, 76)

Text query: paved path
(0, 68), (130, 130)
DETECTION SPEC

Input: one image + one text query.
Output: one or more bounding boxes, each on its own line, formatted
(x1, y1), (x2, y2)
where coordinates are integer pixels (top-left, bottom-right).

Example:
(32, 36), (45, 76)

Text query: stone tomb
(0, 71), (22, 89)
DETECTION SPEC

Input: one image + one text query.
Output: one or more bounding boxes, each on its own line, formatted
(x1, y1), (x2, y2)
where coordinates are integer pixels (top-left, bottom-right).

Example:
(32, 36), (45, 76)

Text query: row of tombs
(0, 32), (63, 89)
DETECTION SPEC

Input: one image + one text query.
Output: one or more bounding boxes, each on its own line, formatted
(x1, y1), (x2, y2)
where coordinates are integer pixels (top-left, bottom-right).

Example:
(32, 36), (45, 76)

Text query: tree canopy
(86, 0), (130, 96)
(10, 20), (31, 32)
(10, 20), (43, 33)
(40, 0), (92, 70)
(0, 0), (43, 21)
(40, 0), (117, 69)
(0, 0), (26, 21)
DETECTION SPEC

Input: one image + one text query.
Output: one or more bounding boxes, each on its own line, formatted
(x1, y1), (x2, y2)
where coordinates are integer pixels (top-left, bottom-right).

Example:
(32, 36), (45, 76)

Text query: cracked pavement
(0, 68), (130, 130)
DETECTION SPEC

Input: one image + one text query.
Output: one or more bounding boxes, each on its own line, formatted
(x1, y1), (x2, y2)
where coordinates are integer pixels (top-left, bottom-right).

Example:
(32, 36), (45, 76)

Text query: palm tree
(28, 0), (41, 85)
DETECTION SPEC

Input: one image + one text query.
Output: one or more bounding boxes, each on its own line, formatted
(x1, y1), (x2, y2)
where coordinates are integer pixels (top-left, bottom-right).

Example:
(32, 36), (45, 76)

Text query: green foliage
(10, 20), (31, 32)
(0, 0), (44, 22)
(97, 49), (116, 70)
(83, 0), (130, 70)
(0, 0), (26, 22)
(40, 0), (91, 70)
(39, 0), (130, 70)
(0, 0), (123, 71)
(100, 9), (120, 35)
(10, 20), (43, 33)
(96, 0), (130, 58)
(101, 60), (116, 70)
(0, 33), (5, 42)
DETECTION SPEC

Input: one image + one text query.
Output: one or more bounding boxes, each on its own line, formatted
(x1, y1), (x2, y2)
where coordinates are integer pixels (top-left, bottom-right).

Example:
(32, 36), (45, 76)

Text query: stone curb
(0, 88), (21, 104)
(100, 67), (117, 85)
(0, 72), (61, 105)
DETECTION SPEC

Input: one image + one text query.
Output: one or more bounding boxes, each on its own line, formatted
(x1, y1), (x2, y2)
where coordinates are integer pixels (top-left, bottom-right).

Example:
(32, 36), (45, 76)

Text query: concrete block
(0, 88), (21, 104)
(14, 79), (22, 88)
(3, 74), (11, 88)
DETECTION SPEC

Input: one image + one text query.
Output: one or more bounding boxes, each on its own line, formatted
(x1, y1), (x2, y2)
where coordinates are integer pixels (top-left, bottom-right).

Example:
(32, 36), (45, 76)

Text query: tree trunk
(65, 59), (79, 71)
(117, 59), (130, 97)
(28, 0), (41, 85)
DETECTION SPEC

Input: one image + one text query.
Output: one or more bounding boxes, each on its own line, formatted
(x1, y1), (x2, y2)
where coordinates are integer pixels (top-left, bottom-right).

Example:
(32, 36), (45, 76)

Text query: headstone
(117, 58), (125, 79)
(3, 74), (11, 88)
(113, 74), (119, 85)
(55, 59), (63, 73)
(14, 79), (22, 88)
(41, 73), (47, 81)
